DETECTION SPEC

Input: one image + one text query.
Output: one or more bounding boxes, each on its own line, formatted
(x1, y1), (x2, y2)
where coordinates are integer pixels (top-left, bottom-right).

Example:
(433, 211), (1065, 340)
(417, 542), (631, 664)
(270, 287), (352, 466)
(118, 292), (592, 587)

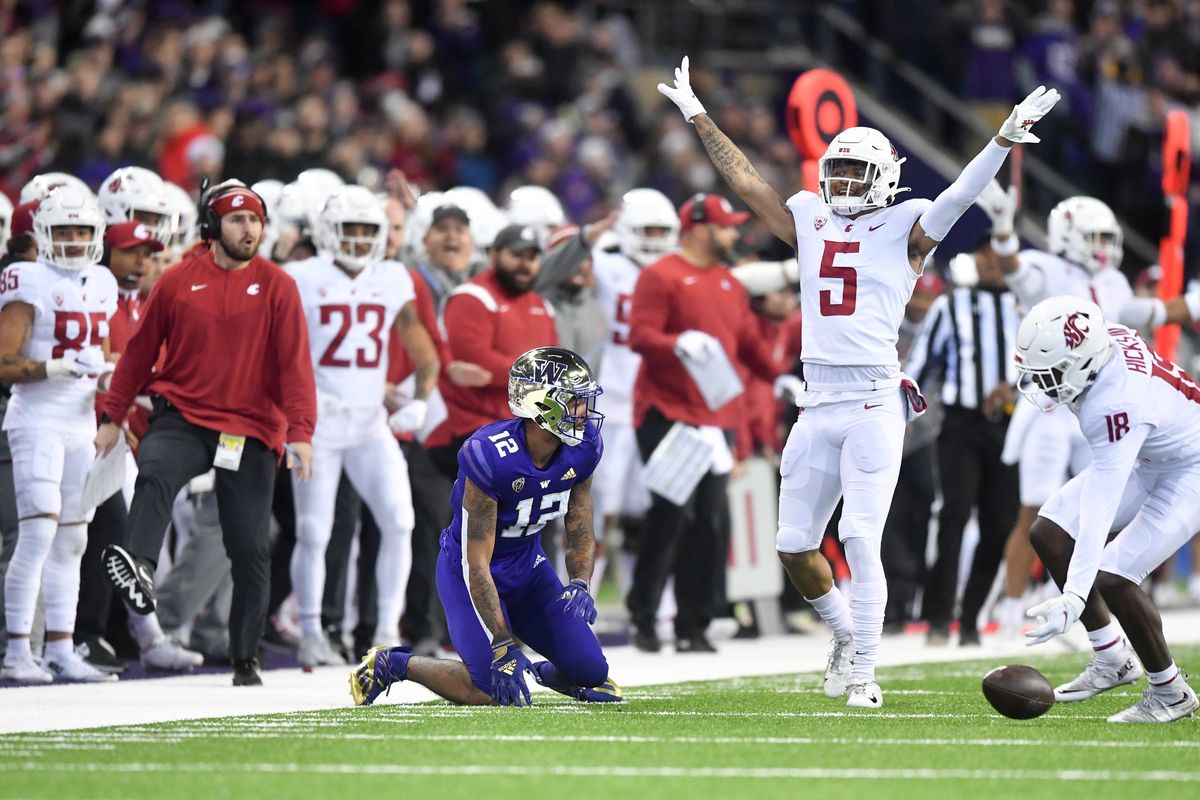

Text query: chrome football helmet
(509, 347), (604, 446)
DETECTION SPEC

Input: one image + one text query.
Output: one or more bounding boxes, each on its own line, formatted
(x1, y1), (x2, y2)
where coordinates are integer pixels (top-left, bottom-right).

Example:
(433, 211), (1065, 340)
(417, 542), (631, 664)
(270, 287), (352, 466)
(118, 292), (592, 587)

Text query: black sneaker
(959, 628), (981, 647)
(232, 658), (262, 686)
(75, 637), (127, 675)
(676, 635), (718, 654)
(632, 627), (661, 653)
(101, 545), (156, 615)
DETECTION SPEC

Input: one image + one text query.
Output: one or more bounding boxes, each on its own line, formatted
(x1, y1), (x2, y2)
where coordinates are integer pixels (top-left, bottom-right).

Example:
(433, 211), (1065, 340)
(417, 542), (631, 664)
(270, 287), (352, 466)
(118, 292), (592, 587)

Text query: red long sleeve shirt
(427, 269), (558, 445)
(104, 248), (317, 452)
(387, 268), (442, 443)
(629, 254), (780, 429)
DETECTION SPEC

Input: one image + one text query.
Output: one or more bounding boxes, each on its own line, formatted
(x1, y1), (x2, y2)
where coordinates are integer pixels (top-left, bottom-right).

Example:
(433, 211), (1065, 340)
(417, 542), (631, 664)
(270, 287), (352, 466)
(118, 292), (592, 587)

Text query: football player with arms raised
(1016, 297), (1199, 723)
(350, 347), (620, 707)
(660, 55), (1059, 707)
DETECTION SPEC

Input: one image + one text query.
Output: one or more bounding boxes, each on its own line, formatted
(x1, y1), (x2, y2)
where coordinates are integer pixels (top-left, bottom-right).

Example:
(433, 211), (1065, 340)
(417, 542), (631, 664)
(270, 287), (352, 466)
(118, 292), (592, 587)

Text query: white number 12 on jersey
(500, 491), (571, 538)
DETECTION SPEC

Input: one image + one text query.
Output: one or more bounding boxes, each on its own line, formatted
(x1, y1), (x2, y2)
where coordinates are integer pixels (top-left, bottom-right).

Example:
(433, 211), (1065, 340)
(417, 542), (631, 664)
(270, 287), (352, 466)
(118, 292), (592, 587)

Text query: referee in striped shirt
(906, 234), (1020, 645)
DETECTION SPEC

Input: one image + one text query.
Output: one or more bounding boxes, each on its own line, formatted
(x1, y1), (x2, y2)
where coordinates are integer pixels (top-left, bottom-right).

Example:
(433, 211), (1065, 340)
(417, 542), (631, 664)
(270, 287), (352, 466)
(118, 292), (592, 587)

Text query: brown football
(981, 665), (1055, 719)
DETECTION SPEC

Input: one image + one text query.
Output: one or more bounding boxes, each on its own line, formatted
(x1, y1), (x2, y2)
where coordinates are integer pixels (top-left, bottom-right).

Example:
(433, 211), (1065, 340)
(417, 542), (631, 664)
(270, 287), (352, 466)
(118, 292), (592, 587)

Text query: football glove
(1025, 592), (1085, 645)
(998, 85), (1061, 144)
(773, 374), (804, 403)
(560, 579), (597, 625)
(657, 55), (707, 123)
(674, 329), (722, 363)
(976, 180), (1018, 238)
(388, 399), (428, 434)
(489, 638), (533, 707)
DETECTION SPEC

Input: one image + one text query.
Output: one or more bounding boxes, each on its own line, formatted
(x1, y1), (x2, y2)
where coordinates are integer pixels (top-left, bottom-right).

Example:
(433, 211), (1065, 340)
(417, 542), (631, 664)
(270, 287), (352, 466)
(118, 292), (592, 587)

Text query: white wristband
(991, 235), (1020, 257)
(1185, 291), (1200, 323)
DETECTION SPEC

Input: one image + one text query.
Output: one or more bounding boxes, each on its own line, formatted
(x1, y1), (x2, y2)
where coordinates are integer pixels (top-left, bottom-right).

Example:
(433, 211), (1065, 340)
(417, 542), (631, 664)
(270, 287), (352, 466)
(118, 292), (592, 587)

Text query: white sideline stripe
(9, 732), (1193, 750)
(8, 762), (1200, 782)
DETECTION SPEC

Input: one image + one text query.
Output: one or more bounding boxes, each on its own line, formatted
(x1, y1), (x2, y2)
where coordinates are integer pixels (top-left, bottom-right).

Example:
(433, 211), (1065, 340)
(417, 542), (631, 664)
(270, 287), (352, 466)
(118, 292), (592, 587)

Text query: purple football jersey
(442, 417), (603, 560)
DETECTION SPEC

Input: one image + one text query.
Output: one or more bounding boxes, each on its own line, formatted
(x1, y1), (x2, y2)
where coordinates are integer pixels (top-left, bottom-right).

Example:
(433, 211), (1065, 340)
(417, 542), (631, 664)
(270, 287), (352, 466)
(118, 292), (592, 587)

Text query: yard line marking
(8, 762), (1200, 783)
(6, 733), (1197, 750)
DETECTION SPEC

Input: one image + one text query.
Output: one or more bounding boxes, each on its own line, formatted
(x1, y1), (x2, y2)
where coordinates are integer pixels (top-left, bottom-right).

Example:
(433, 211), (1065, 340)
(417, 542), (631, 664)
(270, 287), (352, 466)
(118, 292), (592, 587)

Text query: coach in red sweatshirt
(96, 180), (317, 686)
(625, 193), (780, 654)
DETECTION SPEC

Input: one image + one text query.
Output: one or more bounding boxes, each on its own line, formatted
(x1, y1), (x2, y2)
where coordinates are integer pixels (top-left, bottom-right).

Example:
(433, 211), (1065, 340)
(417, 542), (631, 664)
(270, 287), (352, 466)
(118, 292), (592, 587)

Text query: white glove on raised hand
(998, 85), (1061, 144)
(773, 374), (804, 404)
(1025, 591), (1086, 646)
(388, 399), (429, 434)
(657, 55), (707, 123)
(674, 329), (722, 364)
(976, 180), (1018, 237)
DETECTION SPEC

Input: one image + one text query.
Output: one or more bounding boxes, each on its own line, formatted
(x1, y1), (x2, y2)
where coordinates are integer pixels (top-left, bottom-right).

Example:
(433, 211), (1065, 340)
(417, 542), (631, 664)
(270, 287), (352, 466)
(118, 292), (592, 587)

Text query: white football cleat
(1, 653), (53, 684)
(45, 649), (119, 682)
(846, 680), (883, 709)
(823, 635), (854, 698)
(299, 634), (347, 668)
(141, 636), (204, 671)
(1055, 654), (1142, 702)
(1108, 676), (1198, 723)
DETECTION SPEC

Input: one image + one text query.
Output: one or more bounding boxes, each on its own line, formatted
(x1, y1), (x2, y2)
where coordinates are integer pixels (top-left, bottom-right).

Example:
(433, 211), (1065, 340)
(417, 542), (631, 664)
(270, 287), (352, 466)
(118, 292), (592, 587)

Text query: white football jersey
(787, 191), (932, 369)
(1011, 250), (1134, 320)
(287, 255), (415, 410)
(0, 260), (117, 433)
(1073, 324), (1200, 469)
(591, 247), (642, 425)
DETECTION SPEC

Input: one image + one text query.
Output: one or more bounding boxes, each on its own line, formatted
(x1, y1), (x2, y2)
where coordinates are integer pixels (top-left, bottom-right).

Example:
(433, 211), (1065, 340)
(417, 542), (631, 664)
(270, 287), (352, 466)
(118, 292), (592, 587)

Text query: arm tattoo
(563, 478), (596, 584)
(0, 354), (45, 383)
(463, 481), (509, 640)
(696, 116), (771, 194)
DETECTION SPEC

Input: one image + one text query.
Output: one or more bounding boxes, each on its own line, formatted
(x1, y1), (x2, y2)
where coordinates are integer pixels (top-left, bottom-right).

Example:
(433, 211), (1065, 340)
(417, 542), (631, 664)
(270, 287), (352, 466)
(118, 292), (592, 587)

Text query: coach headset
(197, 178), (269, 241)
(687, 193), (710, 225)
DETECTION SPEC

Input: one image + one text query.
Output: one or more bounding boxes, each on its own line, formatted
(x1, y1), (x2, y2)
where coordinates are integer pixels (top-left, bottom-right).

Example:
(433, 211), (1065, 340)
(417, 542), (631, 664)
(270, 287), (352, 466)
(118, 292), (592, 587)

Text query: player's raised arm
(660, 56), (796, 247)
(560, 476), (599, 625)
(909, 86), (1061, 267)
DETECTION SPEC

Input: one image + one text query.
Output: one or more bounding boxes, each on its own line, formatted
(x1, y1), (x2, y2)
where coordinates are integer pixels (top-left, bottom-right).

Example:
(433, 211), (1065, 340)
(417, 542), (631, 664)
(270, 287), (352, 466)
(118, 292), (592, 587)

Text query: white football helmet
(615, 188), (679, 266)
(1014, 296), (1111, 406)
(19, 172), (91, 205)
(818, 127), (909, 216)
(443, 186), (508, 261)
(251, 179), (285, 219)
(33, 186), (105, 271)
(296, 168), (345, 202)
(0, 192), (13, 253)
(1047, 196), (1123, 274)
(505, 185), (567, 245)
(276, 181), (323, 234)
(162, 183), (198, 252)
(316, 186), (387, 272)
(404, 190), (445, 264)
(99, 166), (173, 242)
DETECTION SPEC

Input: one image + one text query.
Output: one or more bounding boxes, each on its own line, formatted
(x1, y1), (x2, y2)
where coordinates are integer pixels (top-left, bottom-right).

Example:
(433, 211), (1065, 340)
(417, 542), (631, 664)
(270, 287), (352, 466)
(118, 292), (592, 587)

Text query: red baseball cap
(104, 220), (165, 252)
(679, 194), (750, 232)
(10, 200), (39, 237)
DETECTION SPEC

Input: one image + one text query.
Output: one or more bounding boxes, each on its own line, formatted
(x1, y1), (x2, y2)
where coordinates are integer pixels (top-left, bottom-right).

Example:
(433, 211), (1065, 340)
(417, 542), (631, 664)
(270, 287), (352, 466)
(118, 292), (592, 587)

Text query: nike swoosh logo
(1166, 694), (1192, 708)
(864, 403), (883, 410)
(869, 223), (886, 231)
(191, 284), (207, 291)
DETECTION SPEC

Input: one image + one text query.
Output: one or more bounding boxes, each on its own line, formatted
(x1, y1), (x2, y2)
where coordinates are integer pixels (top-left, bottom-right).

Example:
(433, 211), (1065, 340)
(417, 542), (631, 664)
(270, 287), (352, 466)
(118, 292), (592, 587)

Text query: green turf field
(2, 645), (1196, 799)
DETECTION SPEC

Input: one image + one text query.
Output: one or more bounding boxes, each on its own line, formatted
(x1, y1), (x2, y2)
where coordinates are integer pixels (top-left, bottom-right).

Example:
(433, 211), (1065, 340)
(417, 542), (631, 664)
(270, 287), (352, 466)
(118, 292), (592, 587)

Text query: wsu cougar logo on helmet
(1063, 312), (1089, 349)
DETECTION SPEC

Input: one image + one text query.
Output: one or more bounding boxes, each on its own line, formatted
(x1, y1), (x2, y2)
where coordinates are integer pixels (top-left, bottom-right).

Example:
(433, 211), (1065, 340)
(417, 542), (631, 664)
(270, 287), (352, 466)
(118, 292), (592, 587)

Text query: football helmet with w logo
(1015, 296), (1111, 406)
(509, 347), (604, 446)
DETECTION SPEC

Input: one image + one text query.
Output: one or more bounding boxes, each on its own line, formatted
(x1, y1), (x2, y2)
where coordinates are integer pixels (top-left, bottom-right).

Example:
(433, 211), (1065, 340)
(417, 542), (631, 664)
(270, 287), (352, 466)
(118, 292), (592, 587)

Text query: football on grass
(981, 665), (1055, 719)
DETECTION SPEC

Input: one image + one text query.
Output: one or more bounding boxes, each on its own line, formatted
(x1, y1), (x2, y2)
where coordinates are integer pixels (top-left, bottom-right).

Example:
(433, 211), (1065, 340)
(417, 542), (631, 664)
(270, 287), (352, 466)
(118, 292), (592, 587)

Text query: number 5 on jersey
(820, 241), (859, 317)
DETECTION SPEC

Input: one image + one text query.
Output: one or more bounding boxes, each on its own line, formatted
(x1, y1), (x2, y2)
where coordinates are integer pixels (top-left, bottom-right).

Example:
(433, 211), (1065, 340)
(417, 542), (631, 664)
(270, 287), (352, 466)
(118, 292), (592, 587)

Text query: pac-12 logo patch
(511, 477), (525, 493)
(814, 217), (827, 231)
